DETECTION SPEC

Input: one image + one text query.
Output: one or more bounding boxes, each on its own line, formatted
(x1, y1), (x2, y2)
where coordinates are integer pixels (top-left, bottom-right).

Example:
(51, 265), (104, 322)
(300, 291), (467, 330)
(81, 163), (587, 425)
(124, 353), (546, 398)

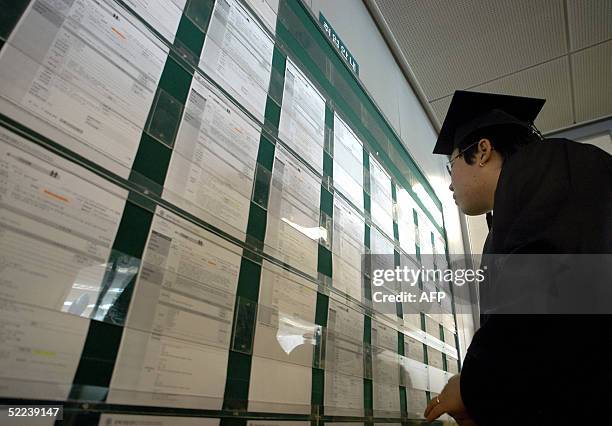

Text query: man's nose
(449, 182), (454, 192)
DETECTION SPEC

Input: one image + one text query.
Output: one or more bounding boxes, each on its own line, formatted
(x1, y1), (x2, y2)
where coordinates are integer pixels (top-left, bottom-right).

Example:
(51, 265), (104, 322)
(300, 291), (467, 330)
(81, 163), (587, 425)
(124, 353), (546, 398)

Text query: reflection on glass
(276, 315), (317, 354)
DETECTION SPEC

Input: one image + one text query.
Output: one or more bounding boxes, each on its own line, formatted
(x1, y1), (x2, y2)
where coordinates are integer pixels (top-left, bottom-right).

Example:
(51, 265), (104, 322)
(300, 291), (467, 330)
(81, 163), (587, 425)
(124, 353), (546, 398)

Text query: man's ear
(478, 138), (493, 164)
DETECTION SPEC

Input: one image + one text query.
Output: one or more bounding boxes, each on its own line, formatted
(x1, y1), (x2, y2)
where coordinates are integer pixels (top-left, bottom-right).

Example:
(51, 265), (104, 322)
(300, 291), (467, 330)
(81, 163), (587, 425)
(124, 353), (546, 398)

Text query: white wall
(306, 0), (477, 357)
(548, 117), (612, 155)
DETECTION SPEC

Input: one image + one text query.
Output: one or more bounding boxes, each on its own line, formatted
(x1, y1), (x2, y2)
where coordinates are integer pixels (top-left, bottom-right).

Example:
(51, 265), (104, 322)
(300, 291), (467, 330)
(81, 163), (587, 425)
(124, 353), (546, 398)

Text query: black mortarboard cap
(433, 91), (546, 155)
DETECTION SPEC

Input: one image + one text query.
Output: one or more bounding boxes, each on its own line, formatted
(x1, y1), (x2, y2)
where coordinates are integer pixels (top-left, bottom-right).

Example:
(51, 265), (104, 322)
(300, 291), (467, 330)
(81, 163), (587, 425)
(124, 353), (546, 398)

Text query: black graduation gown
(459, 138), (612, 425)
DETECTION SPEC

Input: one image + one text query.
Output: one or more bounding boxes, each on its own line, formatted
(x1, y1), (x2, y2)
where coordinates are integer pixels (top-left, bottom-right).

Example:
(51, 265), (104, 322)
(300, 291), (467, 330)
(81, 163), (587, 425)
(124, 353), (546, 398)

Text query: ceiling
(365, 0), (612, 134)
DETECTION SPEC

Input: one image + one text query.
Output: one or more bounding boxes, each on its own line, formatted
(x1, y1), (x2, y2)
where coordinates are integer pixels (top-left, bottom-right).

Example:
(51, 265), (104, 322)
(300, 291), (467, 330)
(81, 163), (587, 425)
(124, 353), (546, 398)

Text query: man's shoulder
(496, 136), (611, 221)
(506, 137), (611, 174)
(492, 137), (612, 254)
(526, 137), (611, 159)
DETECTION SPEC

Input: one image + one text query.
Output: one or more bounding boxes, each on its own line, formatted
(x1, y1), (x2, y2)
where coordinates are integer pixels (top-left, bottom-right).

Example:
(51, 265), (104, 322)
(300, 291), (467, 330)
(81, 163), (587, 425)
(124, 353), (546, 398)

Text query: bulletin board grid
(0, 0), (459, 425)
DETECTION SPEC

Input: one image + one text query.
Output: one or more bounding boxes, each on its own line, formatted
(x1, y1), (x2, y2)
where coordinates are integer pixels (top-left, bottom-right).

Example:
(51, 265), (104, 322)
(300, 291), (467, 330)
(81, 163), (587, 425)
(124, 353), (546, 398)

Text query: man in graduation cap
(423, 91), (612, 425)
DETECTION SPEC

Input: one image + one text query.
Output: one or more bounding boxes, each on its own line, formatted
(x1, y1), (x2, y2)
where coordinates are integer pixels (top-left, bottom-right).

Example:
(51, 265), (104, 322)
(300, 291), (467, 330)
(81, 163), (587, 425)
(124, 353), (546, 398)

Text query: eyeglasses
(445, 140), (480, 176)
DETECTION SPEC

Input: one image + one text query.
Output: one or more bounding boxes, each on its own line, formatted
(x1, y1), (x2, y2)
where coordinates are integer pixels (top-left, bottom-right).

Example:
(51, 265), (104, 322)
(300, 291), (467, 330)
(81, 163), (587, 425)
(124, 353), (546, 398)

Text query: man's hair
(457, 124), (542, 165)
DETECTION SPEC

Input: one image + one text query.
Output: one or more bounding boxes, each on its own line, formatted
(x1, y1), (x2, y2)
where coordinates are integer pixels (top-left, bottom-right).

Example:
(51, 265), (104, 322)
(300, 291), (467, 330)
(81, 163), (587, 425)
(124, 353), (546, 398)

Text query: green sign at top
(319, 12), (359, 76)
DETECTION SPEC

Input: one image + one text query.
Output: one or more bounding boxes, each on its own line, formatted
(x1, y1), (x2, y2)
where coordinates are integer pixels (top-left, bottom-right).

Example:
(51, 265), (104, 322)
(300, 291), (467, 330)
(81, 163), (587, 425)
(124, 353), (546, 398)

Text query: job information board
(0, 0), (458, 424)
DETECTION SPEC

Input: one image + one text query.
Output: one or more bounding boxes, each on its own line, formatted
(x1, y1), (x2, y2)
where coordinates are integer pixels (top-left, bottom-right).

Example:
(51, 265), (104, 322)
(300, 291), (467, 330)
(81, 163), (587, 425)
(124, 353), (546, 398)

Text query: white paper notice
(407, 387), (428, 417)
(200, 0), (274, 122)
(108, 207), (241, 409)
(401, 357), (429, 391)
(325, 422), (366, 426)
(372, 348), (400, 386)
(400, 254), (421, 318)
(164, 73), (260, 239)
(370, 228), (395, 290)
(249, 261), (317, 413)
(371, 321), (400, 415)
(265, 146), (321, 277)
(333, 194), (365, 260)
(332, 194), (365, 300)
(427, 347), (444, 371)
(333, 256), (363, 303)
(370, 227), (401, 321)
(425, 296), (443, 333)
(325, 371), (364, 417)
(0, 126), (126, 318)
(333, 114), (364, 210)
(324, 299), (364, 416)
(369, 155), (394, 238)
(396, 187), (417, 256)
(412, 182), (443, 228)
(0, 301), (89, 401)
(326, 424), (364, 426)
(417, 211), (435, 270)
(372, 321), (398, 352)
(404, 335), (425, 363)
(403, 311), (421, 329)
(278, 59), (326, 173)
(373, 381), (400, 416)
(123, 0), (186, 42)
(99, 414), (219, 426)
(248, 422), (309, 426)
(444, 328), (457, 349)
(442, 318), (457, 338)
(326, 299), (363, 375)
(243, 0), (279, 32)
(428, 366), (449, 394)
(249, 356), (312, 414)
(0, 0), (168, 177)
(433, 229), (448, 271)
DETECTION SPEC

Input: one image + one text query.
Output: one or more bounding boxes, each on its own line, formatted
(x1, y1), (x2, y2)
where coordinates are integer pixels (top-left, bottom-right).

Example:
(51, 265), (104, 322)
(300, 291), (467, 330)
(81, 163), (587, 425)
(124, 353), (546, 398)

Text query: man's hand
(424, 374), (476, 425)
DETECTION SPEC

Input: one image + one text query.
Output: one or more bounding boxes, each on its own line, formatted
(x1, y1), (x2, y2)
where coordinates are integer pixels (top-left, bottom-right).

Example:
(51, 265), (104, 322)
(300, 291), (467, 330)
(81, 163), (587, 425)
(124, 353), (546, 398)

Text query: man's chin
(459, 203), (488, 216)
